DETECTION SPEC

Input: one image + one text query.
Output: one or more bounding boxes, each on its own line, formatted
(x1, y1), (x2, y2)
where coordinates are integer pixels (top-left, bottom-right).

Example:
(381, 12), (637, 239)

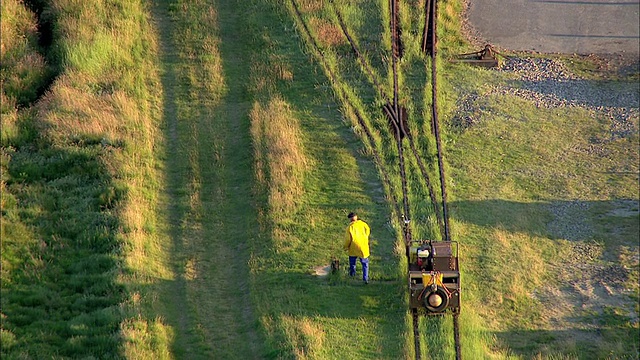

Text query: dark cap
(347, 212), (357, 219)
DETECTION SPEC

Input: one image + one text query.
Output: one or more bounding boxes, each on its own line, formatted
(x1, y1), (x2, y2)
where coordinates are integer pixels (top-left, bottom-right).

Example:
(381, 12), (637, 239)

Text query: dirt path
(152, 2), (193, 355)
(153, 0), (261, 358)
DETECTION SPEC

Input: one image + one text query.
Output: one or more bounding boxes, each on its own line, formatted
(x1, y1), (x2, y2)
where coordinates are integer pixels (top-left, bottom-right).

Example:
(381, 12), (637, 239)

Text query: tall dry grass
(0, 0), (52, 109)
(250, 96), (309, 217)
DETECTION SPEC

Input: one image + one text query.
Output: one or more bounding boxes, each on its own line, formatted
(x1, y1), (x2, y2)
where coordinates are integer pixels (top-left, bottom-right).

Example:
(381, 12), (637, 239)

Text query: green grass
(0, 0), (55, 108)
(2, 0), (637, 358)
(442, 48), (638, 360)
(145, 0), (408, 357)
(1, 0), (163, 358)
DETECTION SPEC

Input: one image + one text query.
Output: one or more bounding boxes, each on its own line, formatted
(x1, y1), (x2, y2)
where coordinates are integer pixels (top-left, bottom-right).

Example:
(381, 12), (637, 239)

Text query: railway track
(330, 0), (445, 239)
(290, 0), (461, 358)
(406, 1), (460, 358)
(289, 0), (404, 220)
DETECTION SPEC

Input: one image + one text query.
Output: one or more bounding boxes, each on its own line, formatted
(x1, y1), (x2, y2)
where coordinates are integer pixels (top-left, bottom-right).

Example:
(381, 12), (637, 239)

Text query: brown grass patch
(309, 18), (345, 47)
(37, 74), (151, 148)
(281, 315), (324, 358)
(296, 0), (324, 13)
(120, 316), (173, 358)
(0, 0), (38, 59)
(250, 54), (294, 94)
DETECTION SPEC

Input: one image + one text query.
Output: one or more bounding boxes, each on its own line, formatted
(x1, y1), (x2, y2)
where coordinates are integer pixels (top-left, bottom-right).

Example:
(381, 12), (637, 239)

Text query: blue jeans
(349, 256), (369, 282)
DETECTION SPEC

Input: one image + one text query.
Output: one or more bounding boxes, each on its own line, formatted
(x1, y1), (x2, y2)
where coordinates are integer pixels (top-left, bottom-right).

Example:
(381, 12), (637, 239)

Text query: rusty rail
(331, 1), (444, 237)
(290, 0), (403, 220)
(289, 0), (460, 358)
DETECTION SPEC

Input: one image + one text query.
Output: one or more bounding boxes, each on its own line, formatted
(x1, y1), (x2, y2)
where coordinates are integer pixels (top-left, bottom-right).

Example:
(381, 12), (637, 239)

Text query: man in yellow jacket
(344, 212), (370, 284)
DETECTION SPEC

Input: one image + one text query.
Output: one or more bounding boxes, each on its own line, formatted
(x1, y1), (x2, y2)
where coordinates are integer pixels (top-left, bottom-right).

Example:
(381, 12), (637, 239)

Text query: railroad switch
(383, 103), (409, 140)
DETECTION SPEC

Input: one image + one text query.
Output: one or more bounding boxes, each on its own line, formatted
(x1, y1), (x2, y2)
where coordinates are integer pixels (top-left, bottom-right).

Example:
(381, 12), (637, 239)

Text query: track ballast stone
(452, 57), (640, 141)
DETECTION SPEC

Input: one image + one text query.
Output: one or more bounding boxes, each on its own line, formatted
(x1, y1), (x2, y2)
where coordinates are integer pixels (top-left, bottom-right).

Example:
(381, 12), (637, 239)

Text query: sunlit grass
(3, 0), (636, 358)
(250, 97), (309, 218)
(445, 45), (638, 358)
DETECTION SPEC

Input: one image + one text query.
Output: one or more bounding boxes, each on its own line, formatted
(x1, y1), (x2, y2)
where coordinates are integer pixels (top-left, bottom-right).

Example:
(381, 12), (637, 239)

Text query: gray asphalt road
(467, 0), (640, 55)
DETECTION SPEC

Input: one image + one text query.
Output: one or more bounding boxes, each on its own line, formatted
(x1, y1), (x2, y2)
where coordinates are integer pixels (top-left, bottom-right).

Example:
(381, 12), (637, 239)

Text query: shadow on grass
(450, 198), (639, 243)
(151, 1), (215, 358)
(451, 198), (638, 358)
(494, 326), (640, 360)
(255, 271), (407, 358)
(2, 124), (126, 357)
(152, 0), (268, 357)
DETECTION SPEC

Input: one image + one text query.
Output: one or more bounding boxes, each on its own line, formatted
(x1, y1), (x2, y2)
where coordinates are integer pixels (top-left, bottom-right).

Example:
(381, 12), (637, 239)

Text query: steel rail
(290, 0), (460, 358)
(428, 0), (451, 244)
(331, 1), (445, 239)
(425, 0), (461, 358)
(289, 0), (403, 220)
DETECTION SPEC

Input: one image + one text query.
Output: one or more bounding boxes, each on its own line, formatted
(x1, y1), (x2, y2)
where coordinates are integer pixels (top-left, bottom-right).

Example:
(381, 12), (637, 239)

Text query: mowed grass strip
(145, 0), (264, 358)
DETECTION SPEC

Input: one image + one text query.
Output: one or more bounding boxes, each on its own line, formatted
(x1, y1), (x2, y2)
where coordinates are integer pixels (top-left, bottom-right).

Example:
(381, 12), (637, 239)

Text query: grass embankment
(1, 0), (164, 357)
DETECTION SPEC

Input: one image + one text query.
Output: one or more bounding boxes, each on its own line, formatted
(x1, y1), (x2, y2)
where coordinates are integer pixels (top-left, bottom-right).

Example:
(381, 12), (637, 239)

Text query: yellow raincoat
(344, 219), (370, 258)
